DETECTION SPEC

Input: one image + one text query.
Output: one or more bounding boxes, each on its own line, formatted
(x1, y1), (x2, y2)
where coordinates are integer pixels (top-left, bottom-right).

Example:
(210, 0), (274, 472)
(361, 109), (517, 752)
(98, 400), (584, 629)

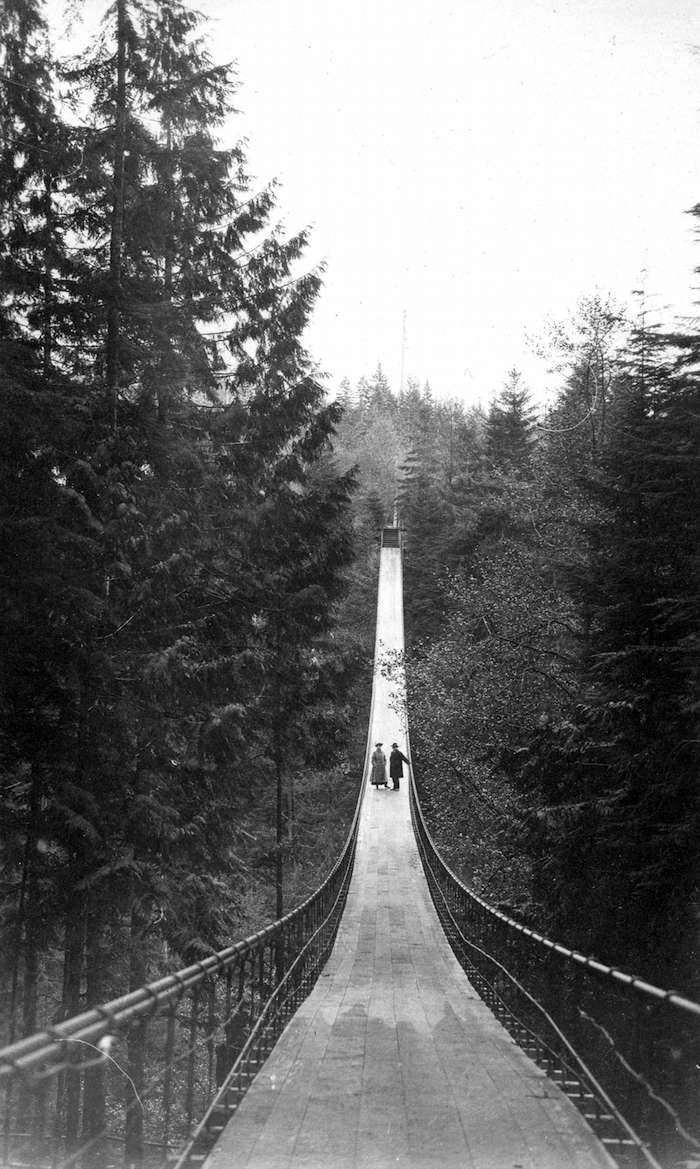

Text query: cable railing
(3, 515), (696, 1169)
(0, 772), (366, 1169)
(408, 762), (700, 1169)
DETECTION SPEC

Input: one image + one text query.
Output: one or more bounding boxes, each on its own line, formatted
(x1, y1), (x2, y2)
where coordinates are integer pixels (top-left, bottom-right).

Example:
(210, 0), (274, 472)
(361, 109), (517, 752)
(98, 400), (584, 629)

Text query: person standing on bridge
(389, 743), (410, 790)
(370, 743), (388, 788)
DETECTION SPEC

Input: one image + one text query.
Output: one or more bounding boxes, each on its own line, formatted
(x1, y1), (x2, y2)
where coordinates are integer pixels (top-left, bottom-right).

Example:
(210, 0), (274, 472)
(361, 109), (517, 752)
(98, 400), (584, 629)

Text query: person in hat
(370, 742), (388, 788)
(389, 743), (410, 790)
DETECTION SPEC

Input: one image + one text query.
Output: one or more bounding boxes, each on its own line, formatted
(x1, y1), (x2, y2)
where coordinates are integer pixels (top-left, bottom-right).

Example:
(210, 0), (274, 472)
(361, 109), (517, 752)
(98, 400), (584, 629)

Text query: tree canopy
(332, 331), (699, 995)
(0, 0), (358, 1055)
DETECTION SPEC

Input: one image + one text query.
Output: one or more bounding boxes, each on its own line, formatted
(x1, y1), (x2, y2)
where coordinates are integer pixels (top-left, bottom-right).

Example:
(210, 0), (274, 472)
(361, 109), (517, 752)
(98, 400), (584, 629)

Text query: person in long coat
(370, 743), (387, 788)
(389, 743), (410, 790)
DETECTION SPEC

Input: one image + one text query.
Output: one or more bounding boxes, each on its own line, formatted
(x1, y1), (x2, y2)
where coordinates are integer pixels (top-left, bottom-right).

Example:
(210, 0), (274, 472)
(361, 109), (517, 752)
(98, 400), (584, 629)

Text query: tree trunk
(42, 166), (53, 378)
(273, 659), (285, 920)
(60, 890), (85, 1153)
(6, 831), (31, 1049)
(275, 751), (284, 920)
(158, 40), (175, 424)
(12, 802), (41, 1144)
(15, 854), (41, 1136)
(288, 771), (295, 852)
(81, 898), (107, 1165)
(124, 896), (147, 1169)
(106, 0), (128, 433)
(21, 863), (39, 1039)
(21, 773), (42, 1042)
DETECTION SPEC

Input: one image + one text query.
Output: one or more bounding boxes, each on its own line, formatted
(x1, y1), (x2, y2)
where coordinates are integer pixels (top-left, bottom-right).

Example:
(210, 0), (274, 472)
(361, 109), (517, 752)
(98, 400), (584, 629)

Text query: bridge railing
(408, 765), (700, 1169)
(0, 772), (366, 1169)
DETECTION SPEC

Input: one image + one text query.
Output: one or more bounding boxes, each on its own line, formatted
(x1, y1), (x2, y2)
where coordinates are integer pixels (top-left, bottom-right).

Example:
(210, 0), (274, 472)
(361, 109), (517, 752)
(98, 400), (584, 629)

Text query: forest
(334, 337), (699, 997)
(0, 0), (370, 1048)
(1, 0), (698, 1066)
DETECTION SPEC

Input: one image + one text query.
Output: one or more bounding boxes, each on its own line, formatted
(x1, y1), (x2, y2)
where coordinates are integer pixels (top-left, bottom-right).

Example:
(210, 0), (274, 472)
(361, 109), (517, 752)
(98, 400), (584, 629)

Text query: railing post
(162, 1005), (176, 1154)
(275, 930), (286, 985)
(2, 1078), (14, 1168)
(258, 949), (266, 1015)
(64, 1052), (81, 1161)
(82, 1052), (106, 1169)
(225, 968), (233, 1034)
(185, 986), (201, 1138)
(206, 980), (216, 1100)
(34, 1076), (49, 1169)
(53, 1067), (65, 1169)
(247, 954), (256, 1034)
(216, 969), (233, 1088)
(234, 961), (247, 1066)
(124, 1017), (145, 1169)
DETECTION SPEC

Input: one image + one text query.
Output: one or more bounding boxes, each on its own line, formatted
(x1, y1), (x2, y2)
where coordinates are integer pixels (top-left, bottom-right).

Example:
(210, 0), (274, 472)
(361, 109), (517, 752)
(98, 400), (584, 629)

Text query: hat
(375, 742), (382, 747)
(391, 742), (398, 748)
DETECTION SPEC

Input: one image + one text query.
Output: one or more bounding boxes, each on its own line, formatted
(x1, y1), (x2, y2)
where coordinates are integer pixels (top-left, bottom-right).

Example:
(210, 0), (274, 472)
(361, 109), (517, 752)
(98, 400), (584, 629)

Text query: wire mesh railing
(0, 776), (365, 1169)
(408, 766), (700, 1169)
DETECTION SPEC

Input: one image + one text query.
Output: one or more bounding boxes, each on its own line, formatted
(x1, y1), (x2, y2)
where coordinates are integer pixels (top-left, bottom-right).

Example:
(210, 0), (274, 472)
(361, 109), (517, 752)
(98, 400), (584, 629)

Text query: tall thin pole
(106, 0), (127, 435)
(399, 309), (407, 395)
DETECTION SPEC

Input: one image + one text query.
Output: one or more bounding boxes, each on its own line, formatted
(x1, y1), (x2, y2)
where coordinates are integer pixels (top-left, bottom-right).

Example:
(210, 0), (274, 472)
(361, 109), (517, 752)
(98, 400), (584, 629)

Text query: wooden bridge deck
(203, 541), (615, 1169)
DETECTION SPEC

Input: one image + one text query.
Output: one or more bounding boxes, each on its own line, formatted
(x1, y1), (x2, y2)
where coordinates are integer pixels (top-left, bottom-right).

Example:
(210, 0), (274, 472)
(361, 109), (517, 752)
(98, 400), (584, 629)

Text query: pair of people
(370, 742), (409, 790)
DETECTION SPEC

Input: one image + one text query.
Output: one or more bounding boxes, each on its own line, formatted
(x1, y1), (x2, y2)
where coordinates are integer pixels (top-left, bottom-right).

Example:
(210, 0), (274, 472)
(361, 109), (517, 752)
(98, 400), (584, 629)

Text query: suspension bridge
(1, 525), (698, 1169)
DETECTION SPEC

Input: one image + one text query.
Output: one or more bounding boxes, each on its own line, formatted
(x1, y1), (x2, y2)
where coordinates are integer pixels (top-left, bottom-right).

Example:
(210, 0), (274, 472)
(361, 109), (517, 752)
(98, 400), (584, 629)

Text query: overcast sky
(190, 0), (700, 407)
(56, 0), (700, 407)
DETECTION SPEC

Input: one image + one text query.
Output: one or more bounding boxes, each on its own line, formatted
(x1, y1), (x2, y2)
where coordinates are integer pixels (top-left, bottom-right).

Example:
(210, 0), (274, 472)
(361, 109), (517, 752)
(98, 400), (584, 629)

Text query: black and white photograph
(0, 1), (698, 1167)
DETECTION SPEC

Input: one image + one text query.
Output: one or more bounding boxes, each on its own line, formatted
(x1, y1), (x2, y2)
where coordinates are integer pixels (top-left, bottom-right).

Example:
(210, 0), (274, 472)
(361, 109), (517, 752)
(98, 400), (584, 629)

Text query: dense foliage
(2, 0), (697, 1081)
(0, 0), (362, 1050)
(333, 296), (699, 996)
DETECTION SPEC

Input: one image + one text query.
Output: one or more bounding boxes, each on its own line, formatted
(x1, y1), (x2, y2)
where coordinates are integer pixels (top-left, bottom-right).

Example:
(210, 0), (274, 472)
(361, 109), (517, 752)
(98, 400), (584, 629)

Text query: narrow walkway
(204, 540), (614, 1169)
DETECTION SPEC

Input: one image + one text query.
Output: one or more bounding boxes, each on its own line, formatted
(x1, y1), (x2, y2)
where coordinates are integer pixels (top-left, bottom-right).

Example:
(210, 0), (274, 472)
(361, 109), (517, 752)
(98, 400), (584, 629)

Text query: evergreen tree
(520, 333), (700, 985)
(248, 447), (355, 915)
(336, 376), (353, 410)
(333, 373), (404, 521)
(0, 0), (100, 1047)
(0, 0), (358, 1072)
(396, 376), (423, 443)
(366, 362), (393, 413)
(485, 369), (537, 475)
(397, 442), (451, 643)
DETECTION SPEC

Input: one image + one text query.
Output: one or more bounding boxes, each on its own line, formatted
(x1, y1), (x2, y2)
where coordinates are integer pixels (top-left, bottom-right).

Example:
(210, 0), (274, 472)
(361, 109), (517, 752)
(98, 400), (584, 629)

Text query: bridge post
(82, 1057), (106, 1169)
(162, 1006), (176, 1149)
(206, 980), (217, 1099)
(184, 986), (200, 1144)
(275, 933), (286, 984)
(124, 1015), (146, 1168)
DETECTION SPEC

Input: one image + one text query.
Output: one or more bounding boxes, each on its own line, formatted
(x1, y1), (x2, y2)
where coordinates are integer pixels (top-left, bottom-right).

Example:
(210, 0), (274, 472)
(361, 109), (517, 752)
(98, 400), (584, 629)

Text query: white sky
(56, 0), (700, 407)
(195, 0), (700, 407)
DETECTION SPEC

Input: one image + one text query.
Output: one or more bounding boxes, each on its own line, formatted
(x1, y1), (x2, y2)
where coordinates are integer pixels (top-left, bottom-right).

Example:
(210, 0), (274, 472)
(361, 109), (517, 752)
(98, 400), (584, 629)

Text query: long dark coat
(389, 748), (409, 779)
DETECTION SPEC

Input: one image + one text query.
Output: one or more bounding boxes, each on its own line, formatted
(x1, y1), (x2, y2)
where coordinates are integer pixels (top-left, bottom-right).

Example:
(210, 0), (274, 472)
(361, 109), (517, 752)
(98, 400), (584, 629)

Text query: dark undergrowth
(410, 745), (536, 924)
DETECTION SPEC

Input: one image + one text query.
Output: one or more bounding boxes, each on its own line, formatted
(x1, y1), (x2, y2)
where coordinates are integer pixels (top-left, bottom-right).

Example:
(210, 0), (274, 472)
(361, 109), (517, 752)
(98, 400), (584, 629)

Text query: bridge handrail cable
(409, 774), (700, 1018)
(406, 748), (700, 1167)
(0, 552), (389, 1169)
(0, 701), (374, 1168)
(0, 823), (362, 1080)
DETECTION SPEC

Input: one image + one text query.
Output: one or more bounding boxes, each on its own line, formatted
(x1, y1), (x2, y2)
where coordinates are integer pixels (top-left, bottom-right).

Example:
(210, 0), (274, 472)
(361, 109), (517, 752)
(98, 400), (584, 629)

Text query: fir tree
(248, 443), (355, 915)
(0, 0), (101, 1049)
(521, 332), (700, 985)
(397, 442), (451, 643)
(0, 0), (358, 1074)
(366, 362), (393, 413)
(485, 369), (537, 475)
